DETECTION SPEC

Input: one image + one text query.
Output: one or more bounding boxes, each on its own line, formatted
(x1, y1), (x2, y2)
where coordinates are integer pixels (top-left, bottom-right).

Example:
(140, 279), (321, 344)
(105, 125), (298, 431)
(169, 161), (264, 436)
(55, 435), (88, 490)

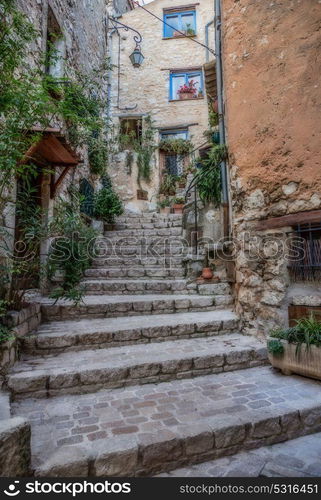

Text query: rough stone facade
(0, 417), (31, 477)
(222, 0), (321, 335)
(109, 0), (215, 212)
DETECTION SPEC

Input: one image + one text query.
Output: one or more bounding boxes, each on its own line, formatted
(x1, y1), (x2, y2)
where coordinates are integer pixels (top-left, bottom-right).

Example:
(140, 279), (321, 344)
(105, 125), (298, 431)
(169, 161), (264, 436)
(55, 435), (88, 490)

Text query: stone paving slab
(39, 294), (223, 321)
(11, 366), (321, 476)
(23, 310), (239, 354)
(158, 432), (321, 477)
(8, 334), (266, 398)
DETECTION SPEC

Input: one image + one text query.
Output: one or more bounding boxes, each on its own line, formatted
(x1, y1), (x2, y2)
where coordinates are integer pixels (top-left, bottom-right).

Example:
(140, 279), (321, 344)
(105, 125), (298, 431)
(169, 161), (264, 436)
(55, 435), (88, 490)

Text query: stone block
(0, 417), (31, 477)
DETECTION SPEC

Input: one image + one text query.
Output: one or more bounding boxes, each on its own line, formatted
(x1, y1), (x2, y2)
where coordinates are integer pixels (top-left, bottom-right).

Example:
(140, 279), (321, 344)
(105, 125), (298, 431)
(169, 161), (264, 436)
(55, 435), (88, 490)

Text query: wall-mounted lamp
(108, 17), (144, 68)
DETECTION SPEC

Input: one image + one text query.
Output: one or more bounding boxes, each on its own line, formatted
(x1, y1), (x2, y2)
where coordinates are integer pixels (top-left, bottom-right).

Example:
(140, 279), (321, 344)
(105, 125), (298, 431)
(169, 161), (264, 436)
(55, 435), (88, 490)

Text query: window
(119, 118), (142, 149)
(288, 223), (321, 281)
(160, 129), (188, 177)
(164, 10), (196, 38)
(170, 71), (203, 100)
(160, 129), (188, 140)
(46, 7), (65, 80)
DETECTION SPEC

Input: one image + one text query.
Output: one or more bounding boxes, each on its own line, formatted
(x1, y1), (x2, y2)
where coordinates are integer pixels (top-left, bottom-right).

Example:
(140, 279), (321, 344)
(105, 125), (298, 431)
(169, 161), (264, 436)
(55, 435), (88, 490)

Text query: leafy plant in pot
(177, 80), (197, 100)
(267, 314), (321, 381)
(93, 185), (124, 230)
(172, 197), (185, 214)
(158, 198), (172, 215)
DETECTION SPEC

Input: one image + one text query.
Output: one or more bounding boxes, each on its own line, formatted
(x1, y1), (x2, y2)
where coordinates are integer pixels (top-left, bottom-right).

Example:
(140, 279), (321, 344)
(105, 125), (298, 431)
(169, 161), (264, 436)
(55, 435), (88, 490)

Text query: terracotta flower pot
(179, 92), (192, 100)
(201, 267), (213, 280)
(160, 207), (171, 215)
(173, 203), (184, 214)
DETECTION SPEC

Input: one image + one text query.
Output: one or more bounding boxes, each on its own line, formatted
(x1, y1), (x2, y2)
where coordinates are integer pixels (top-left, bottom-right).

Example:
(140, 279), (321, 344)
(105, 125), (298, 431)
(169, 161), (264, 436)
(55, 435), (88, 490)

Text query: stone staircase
(4, 212), (321, 476)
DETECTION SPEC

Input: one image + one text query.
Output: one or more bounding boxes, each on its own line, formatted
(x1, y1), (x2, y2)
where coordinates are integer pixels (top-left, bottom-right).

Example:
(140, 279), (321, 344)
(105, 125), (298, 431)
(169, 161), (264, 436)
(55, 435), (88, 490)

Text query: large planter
(268, 337), (321, 381)
(173, 203), (184, 214)
(160, 207), (171, 215)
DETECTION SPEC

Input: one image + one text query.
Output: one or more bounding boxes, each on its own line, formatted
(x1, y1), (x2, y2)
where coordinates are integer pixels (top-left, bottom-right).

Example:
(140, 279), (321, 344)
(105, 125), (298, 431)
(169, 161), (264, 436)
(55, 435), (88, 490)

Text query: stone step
(90, 257), (185, 268)
(12, 366), (321, 476)
(157, 432), (321, 477)
(0, 392), (11, 420)
(82, 279), (197, 295)
(7, 334), (267, 399)
(104, 228), (182, 238)
(39, 294), (232, 322)
(93, 244), (188, 257)
(84, 268), (186, 279)
(113, 220), (182, 230)
(22, 309), (239, 354)
(116, 213), (182, 222)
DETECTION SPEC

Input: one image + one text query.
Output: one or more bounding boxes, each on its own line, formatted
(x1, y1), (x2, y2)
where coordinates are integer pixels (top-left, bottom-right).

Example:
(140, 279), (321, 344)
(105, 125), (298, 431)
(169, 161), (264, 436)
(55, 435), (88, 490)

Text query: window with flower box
(169, 70), (203, 101)
(163, 9), (196, 38)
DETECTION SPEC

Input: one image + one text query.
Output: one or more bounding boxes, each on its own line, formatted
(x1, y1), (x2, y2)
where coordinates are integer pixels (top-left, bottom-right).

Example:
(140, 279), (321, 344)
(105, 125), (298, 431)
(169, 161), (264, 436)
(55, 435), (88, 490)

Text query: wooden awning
(203, 60), (217, 100)
(255, 209), (321, 231)
(23, 132), (79, 166)
(21, 130), (81, 198)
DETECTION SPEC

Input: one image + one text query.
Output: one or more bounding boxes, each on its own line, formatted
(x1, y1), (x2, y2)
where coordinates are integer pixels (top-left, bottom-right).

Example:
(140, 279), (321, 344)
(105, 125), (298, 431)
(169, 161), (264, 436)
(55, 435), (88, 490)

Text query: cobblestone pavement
(158, 432), (321, 477)
(11, 366), (321, 470)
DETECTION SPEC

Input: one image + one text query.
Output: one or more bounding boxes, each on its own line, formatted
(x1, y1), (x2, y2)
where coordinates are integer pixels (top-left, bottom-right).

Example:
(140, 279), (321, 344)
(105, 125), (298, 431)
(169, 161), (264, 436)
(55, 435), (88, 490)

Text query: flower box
(267, 337), (321, 381)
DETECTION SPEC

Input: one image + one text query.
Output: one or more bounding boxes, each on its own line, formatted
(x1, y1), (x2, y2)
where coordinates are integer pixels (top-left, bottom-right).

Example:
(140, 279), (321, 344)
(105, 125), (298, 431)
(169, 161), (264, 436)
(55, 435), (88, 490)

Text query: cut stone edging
(0, 417), (31, 477)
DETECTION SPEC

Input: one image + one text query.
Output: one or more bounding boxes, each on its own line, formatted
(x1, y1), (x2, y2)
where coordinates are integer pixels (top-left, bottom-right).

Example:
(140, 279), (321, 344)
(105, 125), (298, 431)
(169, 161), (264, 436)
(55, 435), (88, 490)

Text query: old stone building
(109, 0), (215, 212)
(221, 0), (321, 336)
(2, 0), (321, 481)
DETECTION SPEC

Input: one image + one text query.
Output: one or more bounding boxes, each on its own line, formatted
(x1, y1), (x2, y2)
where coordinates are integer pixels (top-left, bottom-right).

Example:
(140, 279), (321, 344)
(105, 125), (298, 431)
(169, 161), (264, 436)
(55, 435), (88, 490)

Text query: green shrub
(93, 186), (124, 224)
(267, 339), (284, 356)
(269, 314), (321, 356)
(48, 191), (97, 304)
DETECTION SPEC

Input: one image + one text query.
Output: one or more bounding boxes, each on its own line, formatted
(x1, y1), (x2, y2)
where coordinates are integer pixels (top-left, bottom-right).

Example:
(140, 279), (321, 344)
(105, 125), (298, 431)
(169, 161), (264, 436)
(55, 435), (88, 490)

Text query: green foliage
(0, 187), (47, 310)
(159, 138), (193, 155)
(0, 0), (109, 208)
(173, 197), (185, 205)
(48, 191), (98, 304)
(267, 339), (284, 356)
(0, 299), (13, 345)
(159, 174), (177, 196)
(194, 144), (227, 206)
(136, 116), (156, 184)
(209, 109), (219, 128)
(93, 185), (124, 224)
(118, 116), (156, 184)
(158, 198), (172, 209)
(270, 314), (321, 356)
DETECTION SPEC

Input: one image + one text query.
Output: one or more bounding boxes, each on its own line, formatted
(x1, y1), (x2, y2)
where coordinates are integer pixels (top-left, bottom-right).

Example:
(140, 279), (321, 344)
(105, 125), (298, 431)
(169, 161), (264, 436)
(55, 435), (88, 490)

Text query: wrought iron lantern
(129, 45), (144, 68)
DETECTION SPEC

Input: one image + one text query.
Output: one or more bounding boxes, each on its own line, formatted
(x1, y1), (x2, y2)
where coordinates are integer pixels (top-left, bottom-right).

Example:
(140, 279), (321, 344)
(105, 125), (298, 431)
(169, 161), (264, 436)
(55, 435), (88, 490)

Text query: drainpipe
(205, 18), (214, 63)
(215, 0), (230, 236)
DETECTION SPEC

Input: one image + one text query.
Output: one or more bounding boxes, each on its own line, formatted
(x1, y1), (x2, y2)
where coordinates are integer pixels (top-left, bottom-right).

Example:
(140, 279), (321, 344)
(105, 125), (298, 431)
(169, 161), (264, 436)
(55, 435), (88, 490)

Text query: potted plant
(178, 80), (197, 100)
(178, 175), (187, 189)
(198, 89), (204, 98)
(93, 185), (124, 231)
(158, 198), (171, 215)
(267, 315), (321, 381)
(172, 196), (185, 214)
(159, 174), (177, 196)
(185, 24), (195, 36)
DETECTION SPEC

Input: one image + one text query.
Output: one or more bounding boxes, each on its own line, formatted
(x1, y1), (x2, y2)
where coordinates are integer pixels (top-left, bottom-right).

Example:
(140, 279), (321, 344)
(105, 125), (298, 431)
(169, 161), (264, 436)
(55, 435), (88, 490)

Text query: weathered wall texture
(110, 0), (215, 211)
(222, 0), (321, 335)
(0, 417), (31, 477)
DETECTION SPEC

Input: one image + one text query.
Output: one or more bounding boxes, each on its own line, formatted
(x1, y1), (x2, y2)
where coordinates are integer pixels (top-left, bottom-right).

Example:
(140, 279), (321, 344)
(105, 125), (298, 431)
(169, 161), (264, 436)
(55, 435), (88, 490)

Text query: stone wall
(0, 304), (42, 380)
(109, 0), (215, 211)
(0, 417), (31, 477)
(222, 0), (321, 336)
